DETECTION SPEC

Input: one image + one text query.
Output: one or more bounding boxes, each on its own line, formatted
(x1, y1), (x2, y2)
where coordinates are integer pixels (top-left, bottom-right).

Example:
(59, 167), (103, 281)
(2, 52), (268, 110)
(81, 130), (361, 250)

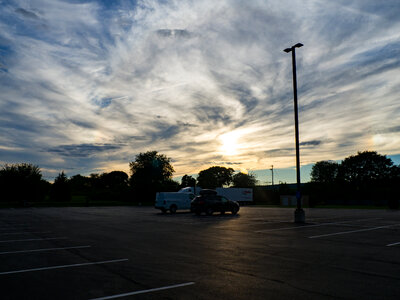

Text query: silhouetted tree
(162, 178), (180, 192)
(310, 161), (339, 183)
(99, 171), (130, 201)
(129, 151), (175, 201)
(101, 171), (128, 190)
(0, 163), (46, 204)
(309, 151), (400, 207)
(338, 151), (394, 184)
(89, 173), (101, 186)
(181, 175), (196, 187)
(232, 172), (257, 187)
(389, 164), (400, 180)
(50, 171), (71, 202)
(69, 174), (91, 196)
(197, 166), (234, 189)
(388, 164), (400, 209)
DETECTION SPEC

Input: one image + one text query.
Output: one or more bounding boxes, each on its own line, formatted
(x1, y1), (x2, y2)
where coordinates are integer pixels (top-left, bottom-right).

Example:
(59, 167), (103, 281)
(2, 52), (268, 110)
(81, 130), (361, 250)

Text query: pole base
(294, 208), (305, 223)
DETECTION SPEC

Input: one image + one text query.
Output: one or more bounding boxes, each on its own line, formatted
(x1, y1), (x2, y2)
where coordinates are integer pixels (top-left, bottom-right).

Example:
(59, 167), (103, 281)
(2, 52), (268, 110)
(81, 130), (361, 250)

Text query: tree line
(1, 150), (399, 207)
(0, 151), (257, 205)
(307, 151), (400, 208)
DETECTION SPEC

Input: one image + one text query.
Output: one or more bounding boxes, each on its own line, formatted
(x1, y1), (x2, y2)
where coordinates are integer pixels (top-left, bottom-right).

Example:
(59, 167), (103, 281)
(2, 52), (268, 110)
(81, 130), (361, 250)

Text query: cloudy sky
(1, 0), (400, 183)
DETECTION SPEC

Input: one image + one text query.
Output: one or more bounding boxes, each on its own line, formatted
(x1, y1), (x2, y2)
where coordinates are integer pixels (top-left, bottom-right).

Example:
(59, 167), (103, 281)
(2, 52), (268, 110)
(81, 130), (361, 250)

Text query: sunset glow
(0, 1), (399, 182)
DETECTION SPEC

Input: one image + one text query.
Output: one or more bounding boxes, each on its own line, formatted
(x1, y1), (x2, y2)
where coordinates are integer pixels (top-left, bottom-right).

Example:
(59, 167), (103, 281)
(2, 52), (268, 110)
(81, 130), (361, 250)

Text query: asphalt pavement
(0, 206), (399, 299)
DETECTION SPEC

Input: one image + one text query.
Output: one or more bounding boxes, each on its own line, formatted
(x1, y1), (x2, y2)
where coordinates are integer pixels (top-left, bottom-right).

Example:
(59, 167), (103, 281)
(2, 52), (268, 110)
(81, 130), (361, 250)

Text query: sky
(1, 0), (400, 183)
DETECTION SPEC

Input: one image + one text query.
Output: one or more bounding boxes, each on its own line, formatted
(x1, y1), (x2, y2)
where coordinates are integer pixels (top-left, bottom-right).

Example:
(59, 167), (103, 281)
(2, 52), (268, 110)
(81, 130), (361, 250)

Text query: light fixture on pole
(283, 42), (305, 223)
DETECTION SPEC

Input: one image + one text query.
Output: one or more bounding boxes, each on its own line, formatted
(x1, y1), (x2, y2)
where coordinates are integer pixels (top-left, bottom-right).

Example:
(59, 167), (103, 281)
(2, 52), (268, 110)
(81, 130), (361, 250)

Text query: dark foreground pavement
(0, 206), (399, 299)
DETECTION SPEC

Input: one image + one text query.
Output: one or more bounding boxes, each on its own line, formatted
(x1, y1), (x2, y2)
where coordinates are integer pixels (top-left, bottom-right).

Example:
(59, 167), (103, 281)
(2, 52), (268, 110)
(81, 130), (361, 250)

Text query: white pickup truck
(155, 192), (195, 213)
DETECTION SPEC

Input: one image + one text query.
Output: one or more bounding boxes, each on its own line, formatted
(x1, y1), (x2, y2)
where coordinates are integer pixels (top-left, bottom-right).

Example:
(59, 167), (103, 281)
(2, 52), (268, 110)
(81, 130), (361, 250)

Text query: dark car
(191, 190), (240, 215)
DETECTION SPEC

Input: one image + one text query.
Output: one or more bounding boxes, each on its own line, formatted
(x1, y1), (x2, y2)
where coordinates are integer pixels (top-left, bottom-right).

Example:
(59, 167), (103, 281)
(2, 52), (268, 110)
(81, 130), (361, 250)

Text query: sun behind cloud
(219, 130), (244, 157)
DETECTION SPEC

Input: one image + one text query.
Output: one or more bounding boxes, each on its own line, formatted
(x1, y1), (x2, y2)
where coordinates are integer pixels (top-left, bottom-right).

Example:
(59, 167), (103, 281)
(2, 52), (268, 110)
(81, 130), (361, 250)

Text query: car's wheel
(220, 210), (225, 215)
(170, 205), (177, 214)
(160, 208), (167, 213)
(206, 207), (214, 215)
(195, 209), (201, 216)
(231, 207), (238, 215)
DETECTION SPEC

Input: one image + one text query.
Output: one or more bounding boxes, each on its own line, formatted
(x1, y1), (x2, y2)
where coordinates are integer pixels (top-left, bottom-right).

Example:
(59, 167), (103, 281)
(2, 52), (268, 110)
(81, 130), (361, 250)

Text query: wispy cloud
(0, 0), (399, 180)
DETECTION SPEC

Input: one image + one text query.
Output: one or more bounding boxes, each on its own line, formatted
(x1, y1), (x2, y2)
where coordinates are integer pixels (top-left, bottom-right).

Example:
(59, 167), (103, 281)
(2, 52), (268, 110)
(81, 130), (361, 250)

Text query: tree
(69, 174), (91, 196)
(101, 171), (129, 190)
(100, 171), (130, 202)
(338, 151), (394, 184)
(231, 172), (257, 187)
(50, 171), (71, 202)
(181, 175), (196, 187)
(129, 151), (175, 200)
(310, 161), (339, 183)
(197, 166), (234, 189)
(390, 164), (400, 179)
(0, 163), (46, 204)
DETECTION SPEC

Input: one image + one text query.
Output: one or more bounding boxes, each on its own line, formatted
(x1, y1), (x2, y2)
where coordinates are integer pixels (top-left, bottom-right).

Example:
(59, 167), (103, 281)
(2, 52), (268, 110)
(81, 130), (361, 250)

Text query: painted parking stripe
(256, 220), (364, 233)
(90, 282), (195, 300)
(256, 223), (339, 233)
(0, 245), (91, 255)
(0, 231), (51, 236)
(0, 258), (128, 275)
(0, 237), (67, 243)
(256, 218), (386, 233)
(387, 242), (400, 247)
(309, 224), (400, 239)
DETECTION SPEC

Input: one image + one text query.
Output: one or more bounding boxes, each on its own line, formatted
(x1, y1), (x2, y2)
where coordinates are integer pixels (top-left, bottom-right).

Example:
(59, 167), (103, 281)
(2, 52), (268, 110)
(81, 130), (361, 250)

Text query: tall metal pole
(284, 43), (305, 223)
(291, 49), (301, 210)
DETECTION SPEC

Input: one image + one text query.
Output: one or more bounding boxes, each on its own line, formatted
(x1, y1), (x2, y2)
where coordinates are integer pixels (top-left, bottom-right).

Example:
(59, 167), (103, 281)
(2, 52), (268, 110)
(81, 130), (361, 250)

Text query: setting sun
(219, 131), (241, 156)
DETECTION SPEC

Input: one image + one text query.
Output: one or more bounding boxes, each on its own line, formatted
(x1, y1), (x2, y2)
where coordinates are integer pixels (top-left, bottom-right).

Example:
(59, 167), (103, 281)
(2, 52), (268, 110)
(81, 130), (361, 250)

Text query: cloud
(92, 97), (113, 108)
(300, 140), (321, 147)
(381, 126), (400, 134)
(15, 8), (39, 20)
(156, 29), (191, 38)
(0, 0), (400, 180)
(47, 143), (122, 157)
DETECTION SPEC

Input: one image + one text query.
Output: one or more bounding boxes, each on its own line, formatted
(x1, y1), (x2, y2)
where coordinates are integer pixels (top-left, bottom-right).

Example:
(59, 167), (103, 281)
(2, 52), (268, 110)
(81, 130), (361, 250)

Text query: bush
(0, 163), (47, 204)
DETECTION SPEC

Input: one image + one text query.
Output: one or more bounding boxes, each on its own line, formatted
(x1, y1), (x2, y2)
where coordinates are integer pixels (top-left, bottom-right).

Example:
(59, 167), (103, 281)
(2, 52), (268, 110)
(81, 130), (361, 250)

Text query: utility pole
(270, 165), (274, 187)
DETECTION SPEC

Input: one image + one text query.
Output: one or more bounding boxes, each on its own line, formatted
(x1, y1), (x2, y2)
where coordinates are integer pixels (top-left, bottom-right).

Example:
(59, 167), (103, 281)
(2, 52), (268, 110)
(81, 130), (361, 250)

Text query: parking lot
(0, 206), (399, 299)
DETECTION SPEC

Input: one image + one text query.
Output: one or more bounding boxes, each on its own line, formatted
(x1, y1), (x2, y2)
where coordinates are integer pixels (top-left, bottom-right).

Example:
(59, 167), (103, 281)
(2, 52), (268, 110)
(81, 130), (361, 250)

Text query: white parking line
(90, 282), (195, 300)
(255, 218), (385, 233)
(0, 231), (51, 236)
(256, 223), (337, 233)
(0, 245), (91, 255)
(387, 242), (400, 247)
(309, 224), (400, 239)
(0, 258), (128, 275)
(0, 237), (67, 243)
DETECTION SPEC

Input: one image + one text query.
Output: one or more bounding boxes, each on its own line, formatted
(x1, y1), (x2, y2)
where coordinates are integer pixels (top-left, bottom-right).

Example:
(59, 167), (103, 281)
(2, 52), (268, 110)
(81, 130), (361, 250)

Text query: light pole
(283, 43), (305, 223)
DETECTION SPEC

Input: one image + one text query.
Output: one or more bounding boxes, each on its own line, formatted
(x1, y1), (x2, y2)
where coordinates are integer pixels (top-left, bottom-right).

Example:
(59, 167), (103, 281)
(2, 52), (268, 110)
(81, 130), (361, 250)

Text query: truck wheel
(195, 209), (201, 216)
(206, 208), (214, 215)
(231, 207), (238, 215)
(220, 210), (225, 215)
(170, 205), (177, 214)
